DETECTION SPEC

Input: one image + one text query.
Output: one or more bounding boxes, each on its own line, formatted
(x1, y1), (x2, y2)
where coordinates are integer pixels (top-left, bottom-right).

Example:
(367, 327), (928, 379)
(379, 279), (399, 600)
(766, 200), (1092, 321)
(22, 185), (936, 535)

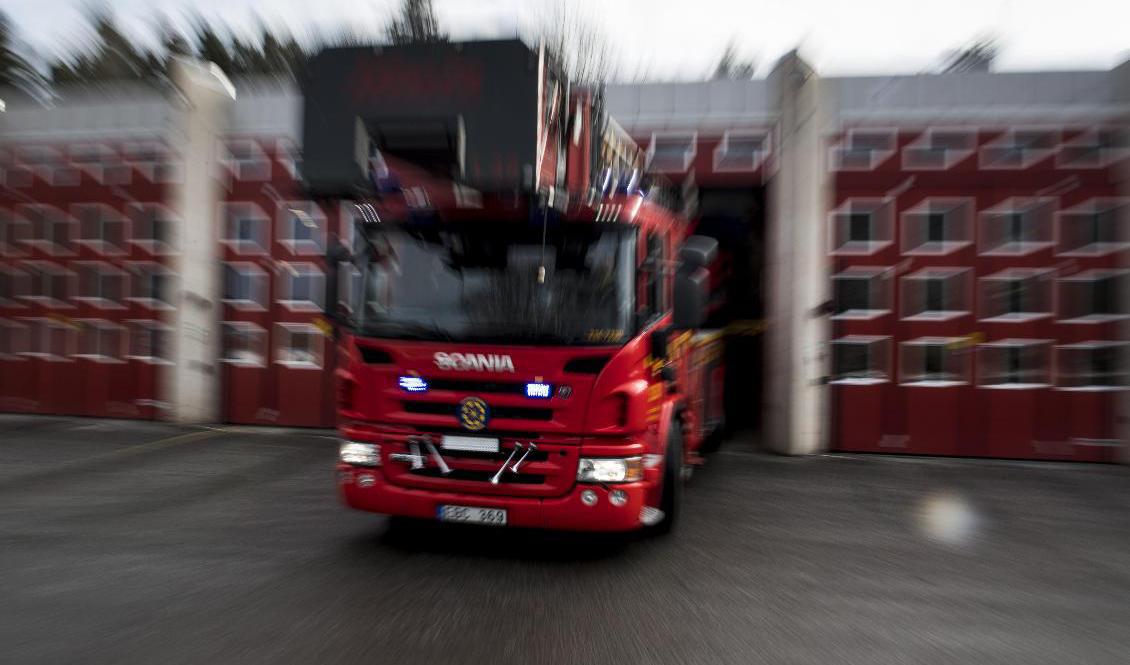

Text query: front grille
(402, 401), (553, 421)
(424, 378), (527, 395)
(408, 468), (545, 484)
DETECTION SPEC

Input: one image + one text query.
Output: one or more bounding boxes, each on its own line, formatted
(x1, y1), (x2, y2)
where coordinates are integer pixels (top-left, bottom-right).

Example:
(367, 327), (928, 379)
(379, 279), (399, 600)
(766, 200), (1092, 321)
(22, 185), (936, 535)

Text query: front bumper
(337, 464), (653, 532)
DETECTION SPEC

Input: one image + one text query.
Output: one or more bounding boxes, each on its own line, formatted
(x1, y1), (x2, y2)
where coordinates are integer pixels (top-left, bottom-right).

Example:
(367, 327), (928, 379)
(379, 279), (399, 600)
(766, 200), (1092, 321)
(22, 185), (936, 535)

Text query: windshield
(354, 223), (636, 345)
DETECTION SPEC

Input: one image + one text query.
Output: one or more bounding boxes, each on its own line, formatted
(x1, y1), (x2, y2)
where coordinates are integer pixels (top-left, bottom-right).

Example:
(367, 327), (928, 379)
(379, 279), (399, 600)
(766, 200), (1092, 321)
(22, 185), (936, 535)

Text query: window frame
(221, 202), (271, 255)
(222, 261), (270, 312)
(277, 261), (325, 312)
(978, 196), (1057, 256)
(221, 321), (268, 368)
(829, 198), (894, 256)
(275, 322), (325, 369)
(900, 197), (974, 256)
(831, 266), (893, 320)
(900, 267), (973, 322)
(277, 201), (327, 255)
(976, 339), (1053, 389)
(901, 128), (977, 170)
(978, 127), (1059, 170)
(829, 128), (897, 172)
(712, 130), (770, 172)
(645, 132), (697, 173)
(1054, 198), (1128, 257)
(74, 318), (128, 363)
(899, 337), (971, 387)
(830, 335), (892, 385)
(1055, 341), (1128, 391)
(1056, 269), (1128, 323)
(978, 268), (1055, 323)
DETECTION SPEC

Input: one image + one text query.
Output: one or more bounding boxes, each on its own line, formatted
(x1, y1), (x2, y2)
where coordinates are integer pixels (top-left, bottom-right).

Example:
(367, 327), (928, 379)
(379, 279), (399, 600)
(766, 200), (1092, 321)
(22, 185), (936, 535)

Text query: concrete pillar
(163, 59), (235, 423)
(1114, 59), (1130, 463)
(763, 52), (831, 455)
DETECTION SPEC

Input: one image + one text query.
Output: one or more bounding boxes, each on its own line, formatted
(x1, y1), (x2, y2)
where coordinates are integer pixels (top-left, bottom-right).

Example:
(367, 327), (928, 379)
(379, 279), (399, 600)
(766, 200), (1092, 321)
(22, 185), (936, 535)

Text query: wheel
(649, 422), (684, 535)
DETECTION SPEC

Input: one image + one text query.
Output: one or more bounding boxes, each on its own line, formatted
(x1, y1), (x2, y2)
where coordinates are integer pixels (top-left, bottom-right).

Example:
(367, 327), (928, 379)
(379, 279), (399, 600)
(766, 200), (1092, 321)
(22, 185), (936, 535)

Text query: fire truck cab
(311, 40), (724, 532)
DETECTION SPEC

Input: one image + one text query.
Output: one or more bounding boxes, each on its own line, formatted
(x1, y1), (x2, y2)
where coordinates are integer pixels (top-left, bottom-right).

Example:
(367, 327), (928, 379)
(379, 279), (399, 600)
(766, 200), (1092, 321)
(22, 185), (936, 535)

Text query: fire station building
(1, 52), (1127, 461)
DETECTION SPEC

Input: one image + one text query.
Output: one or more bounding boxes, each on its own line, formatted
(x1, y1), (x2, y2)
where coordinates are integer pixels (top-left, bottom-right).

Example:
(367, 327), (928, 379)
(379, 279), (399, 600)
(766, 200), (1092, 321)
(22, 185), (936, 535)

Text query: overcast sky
(4, 0), (1128, 80)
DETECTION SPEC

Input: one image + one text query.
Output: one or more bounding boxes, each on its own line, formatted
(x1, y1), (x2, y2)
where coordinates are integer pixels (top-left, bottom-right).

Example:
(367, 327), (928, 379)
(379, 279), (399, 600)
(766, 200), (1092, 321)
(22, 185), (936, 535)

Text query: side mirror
(324, 242), (352, 326)
(672, 235), (718, 330)
(673, 267), (709, 329)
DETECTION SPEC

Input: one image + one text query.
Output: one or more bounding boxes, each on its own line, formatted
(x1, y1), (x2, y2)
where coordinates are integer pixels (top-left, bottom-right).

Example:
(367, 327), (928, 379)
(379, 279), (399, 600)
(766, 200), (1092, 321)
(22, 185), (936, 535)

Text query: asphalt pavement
(1, 414), (1128, 665)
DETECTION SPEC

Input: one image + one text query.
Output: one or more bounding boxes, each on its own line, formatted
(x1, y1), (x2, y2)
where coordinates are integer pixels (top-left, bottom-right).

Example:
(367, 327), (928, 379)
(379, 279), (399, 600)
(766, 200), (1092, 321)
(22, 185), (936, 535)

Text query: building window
(127, 320), (172, 363)
(645, 133), (696, 173)
(0, 319), (30, 359)
(277, 139), (302, 181)
(128, 203), (177, 254)
(1056, 199), (1128, 256)
(830, 129), (895, 171)
(1, 208), (31, 255)
(15, 145), (79, 186)
(0, 265), (28, 306)
(978, 340), (1052, 388)
(123, 141), (180, 183)
(276, 323), (323, 368)
(901, 267), (971, 321)
(75, 262), (127, 309)
(831, 336), (891, 384)
(223, 139), (271, 182)
(76, 319), (126, 362)
(338, 263), (362, 314)
(1058, 271), (1127, 323)
(69, 143), (131, 185)
(901, 198), (973, 255)
(1056, 128), (1127, 168)
(979, 197), (1056, 255)
(223, 262), (269, 310)
(21, 261), (74, 307)
(126, 262), (174, 310)
(19, 317), (76, 360)
(221, 321), (268, 367)
(222, 202), (270, 254)
(18, 204), (73, 255)
(979, 129), (1058, 169)
(713, 131), (769, 171)
(829, 199), (894, 255)
(278, 202), (327, 254)
(900, 338), (970, 386)
(73, 204), (128, 255)
(278, 262), (325, 311)
(902, 129), (976, 170)
(832, 266), (892, 319)
(1056, 342), (1127, 390)
(979, 269), (1054, 322)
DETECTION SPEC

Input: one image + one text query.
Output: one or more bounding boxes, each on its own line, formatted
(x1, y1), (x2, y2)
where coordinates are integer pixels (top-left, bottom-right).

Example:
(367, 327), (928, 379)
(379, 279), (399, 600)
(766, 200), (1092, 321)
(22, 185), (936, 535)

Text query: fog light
(340, 441), (381, 467)
(609, 489), (628, 507)
(580, 489), (598, 506)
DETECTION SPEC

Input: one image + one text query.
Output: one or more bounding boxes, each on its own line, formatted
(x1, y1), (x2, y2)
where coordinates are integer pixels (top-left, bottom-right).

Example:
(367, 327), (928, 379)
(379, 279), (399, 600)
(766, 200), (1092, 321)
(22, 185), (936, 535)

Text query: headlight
(577, 456), (643, 483)
(340, 441), (381, 467)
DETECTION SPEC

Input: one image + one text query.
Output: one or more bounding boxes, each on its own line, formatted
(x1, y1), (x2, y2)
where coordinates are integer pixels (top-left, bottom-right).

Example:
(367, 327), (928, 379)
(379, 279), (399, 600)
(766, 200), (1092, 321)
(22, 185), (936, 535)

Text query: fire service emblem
(458, 396), (490, 431)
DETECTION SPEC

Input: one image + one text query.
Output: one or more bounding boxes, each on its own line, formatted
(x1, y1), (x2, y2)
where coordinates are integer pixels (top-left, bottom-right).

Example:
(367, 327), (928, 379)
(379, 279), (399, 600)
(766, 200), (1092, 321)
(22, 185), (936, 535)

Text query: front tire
(650, 422), (684, 535)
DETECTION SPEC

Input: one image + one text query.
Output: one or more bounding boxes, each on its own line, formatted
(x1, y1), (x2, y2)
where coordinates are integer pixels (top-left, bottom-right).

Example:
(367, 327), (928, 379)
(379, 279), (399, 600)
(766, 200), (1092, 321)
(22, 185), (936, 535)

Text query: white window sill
(20, 297), (73, 309)
(831, 241), (893, 256)
(75, 240), (127, 255)
(901, 380), (967, 388)
(126, 298), (175, 311)
(220, 240), (268, 255)
(279, 300), (323, 313)
(903, 241), (973, 256)
(980, 242), (1055, 257)
(1056, 244), (1130, 257)
(979, 383), (1051, 390)
(74, 354), (126, 364)
(979, 313), (1052, 323)
(1056, 386), (1128, 392)
(17, 353), (72, 362)
(276, 360), (322, 370)
(222, 357), (266, 368)
(126, 355), (174, 365)
(222, 299), (267, 312)
(73, 297), (127, 310)
(832, 310), (890, 321)
(902, 311), (969, 322)
(831, 377), (889, 386)
(1059, 314), (1130, 324)
(129, 240), (176, 255)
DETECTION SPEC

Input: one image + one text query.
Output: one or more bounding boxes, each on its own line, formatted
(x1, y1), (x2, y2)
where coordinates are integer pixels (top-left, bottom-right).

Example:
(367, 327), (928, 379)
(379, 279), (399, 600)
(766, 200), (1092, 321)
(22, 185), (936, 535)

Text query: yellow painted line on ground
(75, 428), (227, 465)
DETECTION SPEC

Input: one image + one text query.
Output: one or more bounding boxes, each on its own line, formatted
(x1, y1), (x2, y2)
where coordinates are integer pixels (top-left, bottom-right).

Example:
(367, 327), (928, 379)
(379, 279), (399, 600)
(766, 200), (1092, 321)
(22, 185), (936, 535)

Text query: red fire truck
(310, 40), (724, 532)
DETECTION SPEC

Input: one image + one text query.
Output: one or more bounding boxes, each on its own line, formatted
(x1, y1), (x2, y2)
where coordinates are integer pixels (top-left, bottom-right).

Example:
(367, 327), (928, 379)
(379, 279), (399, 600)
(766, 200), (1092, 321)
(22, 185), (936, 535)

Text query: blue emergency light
(525, 382), (552, 399)
(399, 376), (429, 393)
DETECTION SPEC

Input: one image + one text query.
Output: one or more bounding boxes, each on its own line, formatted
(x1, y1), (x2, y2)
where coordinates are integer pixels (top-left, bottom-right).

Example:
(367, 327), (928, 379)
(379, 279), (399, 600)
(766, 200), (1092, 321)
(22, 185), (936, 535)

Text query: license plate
(437, 505), (508, 526)
(441, 435), (499, 453)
